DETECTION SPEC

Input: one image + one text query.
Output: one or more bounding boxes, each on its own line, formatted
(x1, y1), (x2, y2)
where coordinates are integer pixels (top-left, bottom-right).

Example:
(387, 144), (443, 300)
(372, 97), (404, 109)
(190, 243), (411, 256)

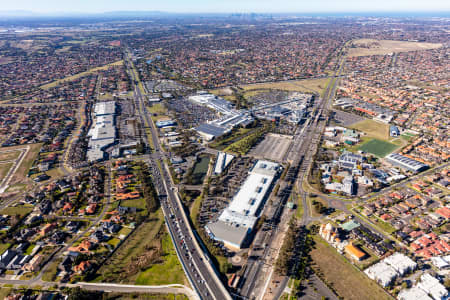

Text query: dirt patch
(348, 39), (442, 57)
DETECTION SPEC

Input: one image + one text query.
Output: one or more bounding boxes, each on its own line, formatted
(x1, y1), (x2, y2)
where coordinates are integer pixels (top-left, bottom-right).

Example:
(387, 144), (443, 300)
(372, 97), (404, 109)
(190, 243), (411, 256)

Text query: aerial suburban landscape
(0, 1), (448, 300)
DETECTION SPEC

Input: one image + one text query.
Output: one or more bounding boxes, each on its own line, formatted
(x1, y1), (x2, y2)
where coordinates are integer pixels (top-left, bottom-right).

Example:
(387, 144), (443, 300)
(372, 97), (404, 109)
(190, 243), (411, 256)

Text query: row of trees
(275, 221), (314, 280)
(135, 162), (159, 214)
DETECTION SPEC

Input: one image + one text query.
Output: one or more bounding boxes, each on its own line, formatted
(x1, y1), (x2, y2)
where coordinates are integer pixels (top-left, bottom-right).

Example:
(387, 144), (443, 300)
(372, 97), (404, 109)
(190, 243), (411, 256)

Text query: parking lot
(250, 133), (292, 162)
(331, 109), (365, 126)
(166, 97), (217, 128)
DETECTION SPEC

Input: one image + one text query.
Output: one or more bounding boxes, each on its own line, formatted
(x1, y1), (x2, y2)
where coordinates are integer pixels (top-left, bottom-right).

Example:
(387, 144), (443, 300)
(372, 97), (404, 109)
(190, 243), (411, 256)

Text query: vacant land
(93, 209), (185, 285)
(250, 133), (292, 162)
(0, 288), (12, 299)
(239, 78), (329, 95)
(0, 243), (10, 255)
(0, 150), (21, 162)
(358, 139), (398, 157)
(135, 233), (186, 285)
(9, 143), (42, 186)
(350, 119), (390, 140)
(148, 103), (168, 115)
(0, 163), (13, 182)
(348, 39), (442, 57)
(311, 235), (392, 300)
(0, 205), (33, 216)
(40, 60), (124, 89)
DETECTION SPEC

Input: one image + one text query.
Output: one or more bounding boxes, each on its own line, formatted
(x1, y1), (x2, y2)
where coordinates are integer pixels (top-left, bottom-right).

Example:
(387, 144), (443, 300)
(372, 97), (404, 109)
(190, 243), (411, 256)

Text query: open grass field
(311, 235), (392, 300)
(40, 60), (124, 89)
(0, 150), (21, 161)
(349, 119), (390, 140)
(9, 143), (42, 186)
(120, 198), (147, 210)
(0, 163), (13, 182)
(224, 128), (266, 155)
(239, 78), (329, 95)
(0, 205), (33, 216)
(105, 293), (189, 300)
(0, 147), (28, 185)
(147, 103), (167, 115)
(93, 209), (185, 285)
(41, 258), (62, 282)
(0, 243), (10, 255)
(358, 138), (399, 157)
(135, 233), (186, 285)
(190, 195), (203, 225)
(348, 39), (442, 57)
(0, 288), (12, 299)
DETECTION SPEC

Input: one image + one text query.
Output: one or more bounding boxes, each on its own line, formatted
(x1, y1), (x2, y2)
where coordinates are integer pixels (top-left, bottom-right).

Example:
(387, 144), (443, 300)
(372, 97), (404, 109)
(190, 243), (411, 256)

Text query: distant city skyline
(1, 0), (449, 14)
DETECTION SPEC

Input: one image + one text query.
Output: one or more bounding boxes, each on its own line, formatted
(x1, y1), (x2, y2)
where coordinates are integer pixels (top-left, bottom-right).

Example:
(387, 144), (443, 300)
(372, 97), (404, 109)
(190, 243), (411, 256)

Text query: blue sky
(2, 0), (449, 13)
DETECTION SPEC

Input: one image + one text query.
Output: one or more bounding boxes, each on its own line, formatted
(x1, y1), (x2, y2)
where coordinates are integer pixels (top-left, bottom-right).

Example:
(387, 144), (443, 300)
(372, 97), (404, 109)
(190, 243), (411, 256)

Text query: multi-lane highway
(125, 51), (231, 300)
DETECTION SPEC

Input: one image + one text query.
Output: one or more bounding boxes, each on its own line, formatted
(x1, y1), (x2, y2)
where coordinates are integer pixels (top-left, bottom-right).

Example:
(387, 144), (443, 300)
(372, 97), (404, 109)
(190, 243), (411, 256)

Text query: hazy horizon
(1, 0), (449, 14)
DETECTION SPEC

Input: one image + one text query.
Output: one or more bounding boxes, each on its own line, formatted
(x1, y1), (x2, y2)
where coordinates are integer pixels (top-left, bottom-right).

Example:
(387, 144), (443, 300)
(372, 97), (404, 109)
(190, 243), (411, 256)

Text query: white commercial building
(398, 273), (448, 300)
(87, 101), (117, 162)
(364, 252), (417, 287)
(364, 261), (399, 287)
(206, 160), (280, 249)
(94, 101), (116, 116)
(383, 252), (417, 276)
(431, 255), (450, 270)
(190, 92), (254, 140)
(214, 152), (234, 175)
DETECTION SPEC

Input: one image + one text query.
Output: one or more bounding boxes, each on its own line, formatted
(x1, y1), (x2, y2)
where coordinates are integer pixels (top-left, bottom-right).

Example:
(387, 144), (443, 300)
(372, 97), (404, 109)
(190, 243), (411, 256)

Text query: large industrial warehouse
(384, 153), (429, 173)
(205, 160), (281, 249)
(87, 101), (117, 162)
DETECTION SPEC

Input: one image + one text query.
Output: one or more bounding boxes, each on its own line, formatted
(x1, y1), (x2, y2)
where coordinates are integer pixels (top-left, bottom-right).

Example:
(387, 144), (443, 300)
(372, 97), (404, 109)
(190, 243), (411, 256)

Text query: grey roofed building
(390, 125), (400, 137)
(94, 101), (116, 116)
(339, 152), (364, 169)
(87, 101), (117, 162)
(0, 249), (17, 269)
(195, 123), (227, 140)
(206, 160), (280, 249)
(205, 220), (250, 250)
(385, 153), (428, 172)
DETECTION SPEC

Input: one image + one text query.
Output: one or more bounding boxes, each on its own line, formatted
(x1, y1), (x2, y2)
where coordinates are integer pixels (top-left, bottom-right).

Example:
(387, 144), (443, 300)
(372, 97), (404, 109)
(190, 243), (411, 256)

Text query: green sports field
(358, 138), (398, 157)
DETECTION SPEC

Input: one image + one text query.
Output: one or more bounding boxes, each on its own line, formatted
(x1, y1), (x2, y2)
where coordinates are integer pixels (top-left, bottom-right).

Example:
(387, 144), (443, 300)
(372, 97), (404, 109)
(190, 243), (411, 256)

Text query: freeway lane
(125, 51), (231, 300)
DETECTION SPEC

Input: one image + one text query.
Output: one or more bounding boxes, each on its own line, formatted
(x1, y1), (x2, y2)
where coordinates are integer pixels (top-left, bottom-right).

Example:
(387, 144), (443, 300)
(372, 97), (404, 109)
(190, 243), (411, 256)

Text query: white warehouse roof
(94, 101), (116, 116)
(365, 252), (417, 288)
(364, 261), (398, 287)
(399, 273), (448, 300)
(417, 273), (448, 300)
(383, 252), (417, 276)
(219, 160), (280, 228)
(206, 160), (280, 249)
(214, 152), (234, 175)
